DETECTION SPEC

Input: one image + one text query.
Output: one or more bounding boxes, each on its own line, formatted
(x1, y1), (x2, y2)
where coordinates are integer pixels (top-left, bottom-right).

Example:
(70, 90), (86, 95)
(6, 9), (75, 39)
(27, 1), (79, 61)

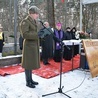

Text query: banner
(83, 39), (98, 78)
(82, 0), (98, 4)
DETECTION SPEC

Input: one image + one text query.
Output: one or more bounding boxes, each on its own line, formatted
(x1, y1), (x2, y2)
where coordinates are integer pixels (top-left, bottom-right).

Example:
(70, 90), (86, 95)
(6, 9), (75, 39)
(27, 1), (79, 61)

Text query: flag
(61, 0), (64, 3)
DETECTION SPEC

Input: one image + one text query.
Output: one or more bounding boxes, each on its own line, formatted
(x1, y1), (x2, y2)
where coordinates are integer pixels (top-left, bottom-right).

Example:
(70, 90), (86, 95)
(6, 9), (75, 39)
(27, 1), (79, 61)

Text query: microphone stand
(39, 20), (71, 98)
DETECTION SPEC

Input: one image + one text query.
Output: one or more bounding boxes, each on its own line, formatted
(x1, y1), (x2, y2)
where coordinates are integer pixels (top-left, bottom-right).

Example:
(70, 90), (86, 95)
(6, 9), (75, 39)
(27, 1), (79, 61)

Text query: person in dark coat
(0, 24), (4, 58)
(38, 22), (53, 65)
(71, 27), (76, 39)
(19, 34), (24, 50)
(64, 27), (72, 40)
(71, 27), (79, 55)
(63, 27), (72, 60)
(20, 6), (40, 88)
(53, 23), (65, 62)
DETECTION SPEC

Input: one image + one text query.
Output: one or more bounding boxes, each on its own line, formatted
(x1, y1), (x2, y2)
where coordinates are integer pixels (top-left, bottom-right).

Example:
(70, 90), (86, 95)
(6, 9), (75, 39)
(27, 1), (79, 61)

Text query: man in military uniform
(20, 6), (40, 88)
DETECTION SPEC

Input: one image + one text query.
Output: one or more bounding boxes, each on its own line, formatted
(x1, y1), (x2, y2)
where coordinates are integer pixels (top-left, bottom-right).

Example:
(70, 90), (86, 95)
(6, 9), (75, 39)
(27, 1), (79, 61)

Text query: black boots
(25, 69), (39, 88)
(29, 70), (39, 85)
(26, 81), (35, 88)
(43, 58), (50, 65)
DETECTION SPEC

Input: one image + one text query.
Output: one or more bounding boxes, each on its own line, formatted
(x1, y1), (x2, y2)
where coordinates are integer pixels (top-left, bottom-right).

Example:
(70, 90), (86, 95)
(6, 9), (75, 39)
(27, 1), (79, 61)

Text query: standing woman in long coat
(20, 6), (40, 88)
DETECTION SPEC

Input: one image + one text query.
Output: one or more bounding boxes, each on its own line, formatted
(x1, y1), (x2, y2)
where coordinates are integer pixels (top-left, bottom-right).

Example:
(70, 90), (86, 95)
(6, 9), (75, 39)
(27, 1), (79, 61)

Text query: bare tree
(0, 0), (98, 39)
(46, 0), (55, 28)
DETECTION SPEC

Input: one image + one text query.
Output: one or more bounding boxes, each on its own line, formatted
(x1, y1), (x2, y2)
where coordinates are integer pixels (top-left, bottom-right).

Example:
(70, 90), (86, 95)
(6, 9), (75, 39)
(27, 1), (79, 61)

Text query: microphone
(37, 19), (44, 25)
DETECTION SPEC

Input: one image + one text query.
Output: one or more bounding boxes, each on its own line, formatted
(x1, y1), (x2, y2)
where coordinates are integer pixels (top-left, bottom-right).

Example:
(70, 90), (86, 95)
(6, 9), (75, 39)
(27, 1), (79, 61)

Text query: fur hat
(0, 24), (3, 28)
(28, 6), (40, 14)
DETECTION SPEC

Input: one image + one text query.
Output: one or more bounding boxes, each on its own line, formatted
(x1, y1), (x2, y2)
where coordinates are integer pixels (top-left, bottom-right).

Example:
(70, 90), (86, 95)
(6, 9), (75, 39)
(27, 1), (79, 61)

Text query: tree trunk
(46, 0), (55, 28)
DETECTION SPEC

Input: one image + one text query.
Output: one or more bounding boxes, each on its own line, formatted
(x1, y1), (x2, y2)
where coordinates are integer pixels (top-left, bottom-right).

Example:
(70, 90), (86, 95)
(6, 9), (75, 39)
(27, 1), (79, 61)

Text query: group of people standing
(38, 22), (78, 64)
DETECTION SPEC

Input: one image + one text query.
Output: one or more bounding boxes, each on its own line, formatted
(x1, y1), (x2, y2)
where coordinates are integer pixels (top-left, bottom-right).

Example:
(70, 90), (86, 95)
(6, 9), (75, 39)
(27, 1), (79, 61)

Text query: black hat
(66, 27), (70, 30)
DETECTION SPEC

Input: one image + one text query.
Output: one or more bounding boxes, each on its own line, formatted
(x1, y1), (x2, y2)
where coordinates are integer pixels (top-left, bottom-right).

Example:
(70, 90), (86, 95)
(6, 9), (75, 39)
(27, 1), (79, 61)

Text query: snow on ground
(0, 69), (98, 98)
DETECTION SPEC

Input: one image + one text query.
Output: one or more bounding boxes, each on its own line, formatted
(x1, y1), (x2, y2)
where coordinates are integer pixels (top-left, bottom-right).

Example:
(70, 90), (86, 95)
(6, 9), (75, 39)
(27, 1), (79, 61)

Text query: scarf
(54, 30), (63, 50)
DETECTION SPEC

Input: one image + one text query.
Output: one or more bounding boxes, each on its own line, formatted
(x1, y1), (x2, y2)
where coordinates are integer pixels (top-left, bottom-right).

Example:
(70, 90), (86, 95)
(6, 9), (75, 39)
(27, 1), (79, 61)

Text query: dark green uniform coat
(20, 16), (40, 70)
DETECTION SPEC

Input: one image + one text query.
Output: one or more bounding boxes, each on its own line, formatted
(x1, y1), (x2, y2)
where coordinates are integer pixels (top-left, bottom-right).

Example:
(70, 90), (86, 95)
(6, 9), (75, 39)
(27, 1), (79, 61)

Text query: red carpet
(33, 55), (80, 78)
(0, 55), (80, 78)
(0, 64), (24, 76)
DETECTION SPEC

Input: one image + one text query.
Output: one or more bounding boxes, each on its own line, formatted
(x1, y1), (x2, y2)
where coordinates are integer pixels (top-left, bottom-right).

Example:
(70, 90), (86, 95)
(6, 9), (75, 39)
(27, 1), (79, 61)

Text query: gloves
(60, 41), (64, 46)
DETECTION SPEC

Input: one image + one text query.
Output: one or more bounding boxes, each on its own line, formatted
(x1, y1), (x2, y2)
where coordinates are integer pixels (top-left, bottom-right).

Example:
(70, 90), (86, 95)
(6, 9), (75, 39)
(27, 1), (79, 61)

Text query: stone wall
(0, 55), (22, 67)
(2, 43), (22, 57)
(4, 31), (20, 43)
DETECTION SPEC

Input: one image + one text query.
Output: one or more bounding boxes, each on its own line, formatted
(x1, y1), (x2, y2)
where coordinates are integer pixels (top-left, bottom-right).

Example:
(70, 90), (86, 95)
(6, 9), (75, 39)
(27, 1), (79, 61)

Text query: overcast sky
(82, 0), (98, 4)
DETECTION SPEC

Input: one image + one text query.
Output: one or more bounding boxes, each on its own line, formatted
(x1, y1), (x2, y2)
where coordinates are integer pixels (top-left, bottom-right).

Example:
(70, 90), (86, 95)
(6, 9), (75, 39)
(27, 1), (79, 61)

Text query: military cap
(28, 6), (40, 14)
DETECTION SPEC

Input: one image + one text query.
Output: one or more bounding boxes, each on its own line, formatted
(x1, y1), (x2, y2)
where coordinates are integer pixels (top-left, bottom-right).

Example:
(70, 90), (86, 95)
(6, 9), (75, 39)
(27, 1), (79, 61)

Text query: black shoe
(31, 80), (39, 85)
(46, 62), (50, 64)
(26, 82), (36, 88)
(44, 62), (50, 65)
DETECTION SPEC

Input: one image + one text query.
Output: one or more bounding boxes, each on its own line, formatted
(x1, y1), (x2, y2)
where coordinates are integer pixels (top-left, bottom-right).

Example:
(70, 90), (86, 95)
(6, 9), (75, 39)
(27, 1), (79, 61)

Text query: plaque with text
(83, 39), (98, 78)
